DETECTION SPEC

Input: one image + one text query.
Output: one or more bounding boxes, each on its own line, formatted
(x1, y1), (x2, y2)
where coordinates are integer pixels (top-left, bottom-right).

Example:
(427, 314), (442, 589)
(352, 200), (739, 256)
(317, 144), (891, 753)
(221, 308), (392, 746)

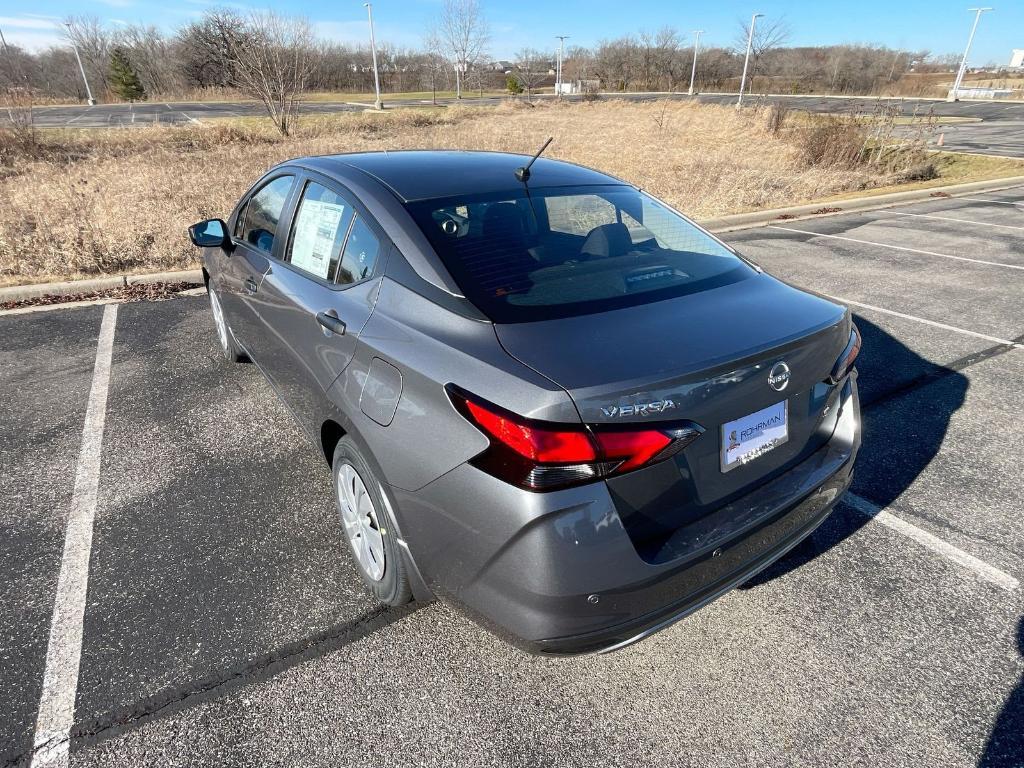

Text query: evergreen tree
(108, 47), (146, 101)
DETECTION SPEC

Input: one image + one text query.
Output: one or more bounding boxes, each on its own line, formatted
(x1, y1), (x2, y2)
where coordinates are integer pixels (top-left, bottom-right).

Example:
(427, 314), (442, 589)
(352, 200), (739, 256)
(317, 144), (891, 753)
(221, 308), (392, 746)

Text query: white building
(1011, 49), (1024, 68)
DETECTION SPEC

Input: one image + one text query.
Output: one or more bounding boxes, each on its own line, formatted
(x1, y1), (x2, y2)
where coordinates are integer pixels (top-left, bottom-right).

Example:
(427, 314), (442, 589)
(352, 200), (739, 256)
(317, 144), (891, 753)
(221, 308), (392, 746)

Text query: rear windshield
(405, 185), (756, 323)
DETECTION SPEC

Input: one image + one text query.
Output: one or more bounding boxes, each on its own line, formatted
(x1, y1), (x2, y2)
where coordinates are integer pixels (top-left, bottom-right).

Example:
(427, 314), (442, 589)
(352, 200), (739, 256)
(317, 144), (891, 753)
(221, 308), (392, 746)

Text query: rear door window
(286, 182), (355, 281)
(337, 216), (381, 285)
(239, 175), (294, 254)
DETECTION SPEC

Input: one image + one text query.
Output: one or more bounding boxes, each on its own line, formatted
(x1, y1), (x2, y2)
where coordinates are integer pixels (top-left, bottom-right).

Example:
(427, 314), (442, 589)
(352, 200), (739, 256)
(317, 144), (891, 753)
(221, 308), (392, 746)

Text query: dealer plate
(721, 400), (789, 473)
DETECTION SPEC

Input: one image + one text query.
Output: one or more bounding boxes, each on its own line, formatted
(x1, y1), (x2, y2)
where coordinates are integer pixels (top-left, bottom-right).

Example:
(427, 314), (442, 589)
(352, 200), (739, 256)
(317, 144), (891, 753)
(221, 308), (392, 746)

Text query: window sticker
(291, 200), (346, 279)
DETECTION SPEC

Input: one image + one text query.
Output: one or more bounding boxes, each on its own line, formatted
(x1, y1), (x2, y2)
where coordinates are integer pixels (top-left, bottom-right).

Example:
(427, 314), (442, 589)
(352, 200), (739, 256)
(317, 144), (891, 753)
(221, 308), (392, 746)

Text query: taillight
(448, 386), (703, 492)
(827, 324), (862, 385)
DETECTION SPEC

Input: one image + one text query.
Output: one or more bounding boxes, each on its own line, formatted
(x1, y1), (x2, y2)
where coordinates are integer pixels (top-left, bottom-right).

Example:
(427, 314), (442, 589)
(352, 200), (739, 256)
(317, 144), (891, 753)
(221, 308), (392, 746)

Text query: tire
(332, 437), (412, 606)
(208, 284), (246, 363)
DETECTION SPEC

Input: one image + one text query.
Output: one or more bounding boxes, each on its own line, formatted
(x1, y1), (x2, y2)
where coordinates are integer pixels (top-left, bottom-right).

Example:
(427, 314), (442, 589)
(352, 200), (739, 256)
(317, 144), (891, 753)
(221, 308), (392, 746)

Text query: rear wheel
(332, 437), (412, 606)
(208, 284), (245, 363)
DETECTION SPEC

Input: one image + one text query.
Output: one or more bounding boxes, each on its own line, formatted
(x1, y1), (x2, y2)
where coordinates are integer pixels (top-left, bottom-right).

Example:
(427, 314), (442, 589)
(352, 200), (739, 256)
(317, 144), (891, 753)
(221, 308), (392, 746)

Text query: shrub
(896, 162), (939, 183)
(765, 101), (790, 135)
(795, 115), (866, 168)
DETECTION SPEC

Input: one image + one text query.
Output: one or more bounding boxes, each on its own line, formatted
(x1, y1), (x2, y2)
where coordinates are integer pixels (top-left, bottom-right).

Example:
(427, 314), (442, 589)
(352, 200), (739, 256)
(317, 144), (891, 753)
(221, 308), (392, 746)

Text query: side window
(641, 196), (734, 259)
(239, 175), (294, 254)
(287, 182), (355, 281)
(544, 194), (616, 236)
(337, 215), (381, 285)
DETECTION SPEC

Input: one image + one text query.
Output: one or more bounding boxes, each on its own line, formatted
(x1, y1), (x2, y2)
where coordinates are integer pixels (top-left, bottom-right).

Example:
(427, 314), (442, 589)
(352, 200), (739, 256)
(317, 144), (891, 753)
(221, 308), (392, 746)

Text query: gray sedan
(188, 150), (861, 654)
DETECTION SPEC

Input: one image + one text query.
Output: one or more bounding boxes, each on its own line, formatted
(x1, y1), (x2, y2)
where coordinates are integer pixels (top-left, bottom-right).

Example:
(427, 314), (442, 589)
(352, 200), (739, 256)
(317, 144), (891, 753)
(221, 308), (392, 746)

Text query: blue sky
(1, 0), (1021, 64)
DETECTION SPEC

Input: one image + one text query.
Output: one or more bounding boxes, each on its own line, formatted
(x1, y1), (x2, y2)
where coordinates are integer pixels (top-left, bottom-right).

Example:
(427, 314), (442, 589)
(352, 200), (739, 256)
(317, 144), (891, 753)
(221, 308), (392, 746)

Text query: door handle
(316, 311), (347, 335)
(244, 277), (259, 295)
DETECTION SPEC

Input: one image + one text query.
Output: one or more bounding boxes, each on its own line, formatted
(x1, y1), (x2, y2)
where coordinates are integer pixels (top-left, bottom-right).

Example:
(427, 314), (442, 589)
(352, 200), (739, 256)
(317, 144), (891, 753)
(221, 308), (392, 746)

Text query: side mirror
(188, 219), (232, 251)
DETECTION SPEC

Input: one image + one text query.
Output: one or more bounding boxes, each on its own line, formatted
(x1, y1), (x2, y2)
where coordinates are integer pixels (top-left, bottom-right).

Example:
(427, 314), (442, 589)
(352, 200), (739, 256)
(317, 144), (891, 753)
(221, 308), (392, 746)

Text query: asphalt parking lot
(2, 187), (1023, 767)
(22, 100), (365, 128)
(20, 93), (1024, 159)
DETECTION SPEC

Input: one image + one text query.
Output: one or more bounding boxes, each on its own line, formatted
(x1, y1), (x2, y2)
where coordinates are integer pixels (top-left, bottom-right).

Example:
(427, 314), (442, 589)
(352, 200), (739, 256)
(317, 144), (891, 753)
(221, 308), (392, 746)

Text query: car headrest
(580, 222), (633, 259)
(255, 232), (274, 252)
(483, 202), (527, 241)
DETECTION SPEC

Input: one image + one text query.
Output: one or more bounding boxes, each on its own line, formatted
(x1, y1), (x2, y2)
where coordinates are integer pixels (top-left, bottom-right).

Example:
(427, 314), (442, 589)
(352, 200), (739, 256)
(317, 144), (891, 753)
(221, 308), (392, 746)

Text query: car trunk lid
(494, 274), (850, 558)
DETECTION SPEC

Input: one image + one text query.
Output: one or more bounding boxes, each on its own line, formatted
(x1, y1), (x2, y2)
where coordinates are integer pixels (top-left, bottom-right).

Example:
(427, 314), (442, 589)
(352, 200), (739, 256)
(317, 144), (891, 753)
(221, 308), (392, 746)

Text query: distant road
(696, 93), (1024, 157)
(15, 92), (1024, 157)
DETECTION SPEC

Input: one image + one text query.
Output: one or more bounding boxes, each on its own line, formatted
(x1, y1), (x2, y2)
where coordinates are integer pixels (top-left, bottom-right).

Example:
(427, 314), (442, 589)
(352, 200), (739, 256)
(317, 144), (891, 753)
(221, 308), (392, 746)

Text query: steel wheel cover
(336, 462), (386, 582)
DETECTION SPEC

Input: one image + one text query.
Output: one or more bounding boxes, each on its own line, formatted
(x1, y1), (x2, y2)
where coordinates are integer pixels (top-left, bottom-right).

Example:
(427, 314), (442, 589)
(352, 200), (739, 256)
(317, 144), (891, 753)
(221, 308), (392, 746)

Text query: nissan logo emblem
(768, 362), (791, 391)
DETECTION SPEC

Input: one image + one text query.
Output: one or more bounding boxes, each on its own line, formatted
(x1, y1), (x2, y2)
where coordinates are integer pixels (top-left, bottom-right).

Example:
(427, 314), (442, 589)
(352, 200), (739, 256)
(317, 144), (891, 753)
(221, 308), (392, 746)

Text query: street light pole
(64, 22), (96, 106)
(364, 3), (383, 110)
(950, 7), (993, 101)
(737, 12), (762, 108)
(688, 30), (703, 96)
(556, 35), (569, 97)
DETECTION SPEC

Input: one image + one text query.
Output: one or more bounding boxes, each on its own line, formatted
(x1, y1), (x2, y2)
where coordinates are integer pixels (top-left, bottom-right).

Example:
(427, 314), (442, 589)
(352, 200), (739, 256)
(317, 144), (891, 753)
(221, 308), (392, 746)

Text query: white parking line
(64, 108), (92, 126)
(820, 294), (1024, 348)
(0, 298), (121, 317)
(844, 493), (1019, 592)
(878, 210), (1024, 232)
(30, 304), (118, 768)
(955, 196), (1024, 207)
(769, 225), (1024, 272)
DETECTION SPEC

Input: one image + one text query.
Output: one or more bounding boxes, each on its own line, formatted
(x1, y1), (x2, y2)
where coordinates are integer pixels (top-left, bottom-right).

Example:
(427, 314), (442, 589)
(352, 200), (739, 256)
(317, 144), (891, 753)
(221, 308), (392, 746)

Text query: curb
(0, 269), (203, 303)
(2, 173), (1023, 304)
(698, 175), (1024, 233)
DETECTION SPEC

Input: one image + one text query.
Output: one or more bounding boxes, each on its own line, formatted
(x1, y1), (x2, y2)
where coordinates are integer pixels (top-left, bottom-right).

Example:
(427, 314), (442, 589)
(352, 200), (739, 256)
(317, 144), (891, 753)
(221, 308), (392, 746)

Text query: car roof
(296, 150), (630, 203)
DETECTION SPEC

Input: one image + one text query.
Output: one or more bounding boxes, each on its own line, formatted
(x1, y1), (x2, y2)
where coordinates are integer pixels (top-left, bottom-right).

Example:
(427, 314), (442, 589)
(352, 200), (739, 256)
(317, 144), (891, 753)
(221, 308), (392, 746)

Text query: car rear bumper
(537, 459), (852, 654)
(392, 377), (860, 655)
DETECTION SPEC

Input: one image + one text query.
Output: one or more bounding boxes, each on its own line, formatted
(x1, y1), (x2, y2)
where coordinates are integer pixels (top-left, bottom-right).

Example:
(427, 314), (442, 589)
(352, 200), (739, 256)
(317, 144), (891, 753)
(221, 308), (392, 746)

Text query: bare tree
(638, 30), (657, 90)
(117, 24), (183, 98)
(422, 30), (452, 103)
(734, 16), (790, 91)
(654, 27), (686, 91)
(0, 33), (36, 153)
(178, 10), (247, 91)
(593, 36), (639, 92)
(514, 48), (550, 101)
(0, 31), (31, 88)
(696, 47), (740, 91)
(64, 16), (114, 98)
(230, 11), (318, 136)
(561, 45), (593, 84)
(434, 0), (489, 99)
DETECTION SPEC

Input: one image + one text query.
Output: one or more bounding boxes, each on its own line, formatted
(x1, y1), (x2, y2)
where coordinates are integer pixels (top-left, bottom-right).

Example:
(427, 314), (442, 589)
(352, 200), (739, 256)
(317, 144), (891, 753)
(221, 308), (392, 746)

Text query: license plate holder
(721, 400), (789, 473)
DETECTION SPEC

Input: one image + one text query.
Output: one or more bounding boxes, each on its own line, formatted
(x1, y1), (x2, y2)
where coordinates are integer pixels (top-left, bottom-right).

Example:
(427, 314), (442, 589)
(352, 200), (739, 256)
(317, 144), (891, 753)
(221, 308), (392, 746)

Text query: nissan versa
(188, 149), (861, 655)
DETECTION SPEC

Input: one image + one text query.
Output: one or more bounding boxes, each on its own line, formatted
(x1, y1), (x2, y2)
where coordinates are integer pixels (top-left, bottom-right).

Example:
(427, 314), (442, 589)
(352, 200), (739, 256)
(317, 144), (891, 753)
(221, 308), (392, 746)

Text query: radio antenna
(515, 137), (553, 182)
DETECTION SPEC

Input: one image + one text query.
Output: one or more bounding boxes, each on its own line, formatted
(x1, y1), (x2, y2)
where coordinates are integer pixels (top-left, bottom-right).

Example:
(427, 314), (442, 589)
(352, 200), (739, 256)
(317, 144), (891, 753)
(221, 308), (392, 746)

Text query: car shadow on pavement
(978, 617), (1024, 767)
(69, 602), (417, 754)
(739, 314), (972, 589)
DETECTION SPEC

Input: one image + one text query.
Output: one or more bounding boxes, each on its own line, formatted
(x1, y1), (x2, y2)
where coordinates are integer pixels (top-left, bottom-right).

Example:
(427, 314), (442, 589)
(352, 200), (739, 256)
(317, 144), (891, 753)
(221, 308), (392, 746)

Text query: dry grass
(1, 99), (1022, 286)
